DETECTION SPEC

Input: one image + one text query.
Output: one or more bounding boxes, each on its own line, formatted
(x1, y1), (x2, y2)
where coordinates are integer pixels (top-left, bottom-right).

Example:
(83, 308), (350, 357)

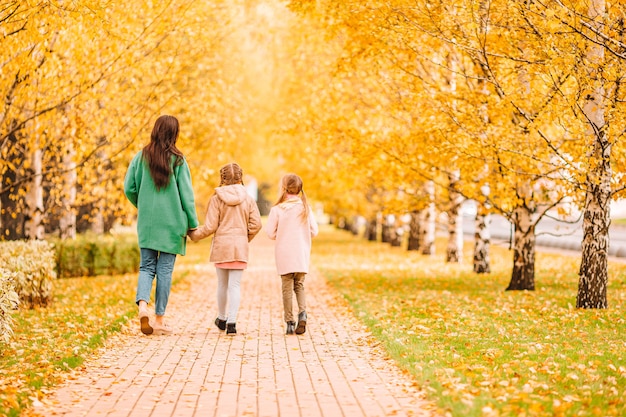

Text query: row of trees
(0, 0), (287, 240)
(278, 0), (626, 308)
(2, 1), (624, 309)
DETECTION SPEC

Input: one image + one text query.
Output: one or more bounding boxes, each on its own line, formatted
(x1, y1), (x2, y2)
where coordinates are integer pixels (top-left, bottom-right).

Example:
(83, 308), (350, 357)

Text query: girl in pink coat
(265, 174), (319, 335)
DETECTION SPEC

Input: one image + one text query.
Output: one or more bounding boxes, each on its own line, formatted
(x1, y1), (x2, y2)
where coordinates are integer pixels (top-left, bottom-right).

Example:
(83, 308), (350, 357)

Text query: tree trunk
(407, 210), (421, 251)
(381, 215), (392, 243)
(91, 207), (105, 234)
(446, 170), (463, 263)
(25, 148), (45, 240)
(421, 181), (436, 255)
(473, 2), (492, 273)
(577, 0), (609, 309)
(578, 196), (609, 308)
(473, 199), (491, 273)
(506, 204), (535, 291)
(59, 142), (77, 239)
(389, 215), (402, 247)
(1, 130), (26, 239)
(364, 215), (378, 241)
(350, 216), (359, 235)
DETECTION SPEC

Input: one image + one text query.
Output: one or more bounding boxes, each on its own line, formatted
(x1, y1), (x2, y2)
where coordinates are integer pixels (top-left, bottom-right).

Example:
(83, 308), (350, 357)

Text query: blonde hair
(219, 163), (243, 186)
(274, 173), (309, 222)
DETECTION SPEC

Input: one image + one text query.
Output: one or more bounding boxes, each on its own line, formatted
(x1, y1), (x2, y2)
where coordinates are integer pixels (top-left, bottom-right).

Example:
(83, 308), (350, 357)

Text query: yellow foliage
(1, 0), (625, 239)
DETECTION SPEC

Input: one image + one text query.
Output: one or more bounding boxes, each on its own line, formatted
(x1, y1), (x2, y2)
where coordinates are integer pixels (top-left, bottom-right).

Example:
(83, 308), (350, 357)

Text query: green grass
(312, 225), (626, 417)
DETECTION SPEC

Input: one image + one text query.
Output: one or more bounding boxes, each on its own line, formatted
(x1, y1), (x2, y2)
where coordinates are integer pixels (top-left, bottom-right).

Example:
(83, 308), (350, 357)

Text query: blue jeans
(135, 248), (176, 316)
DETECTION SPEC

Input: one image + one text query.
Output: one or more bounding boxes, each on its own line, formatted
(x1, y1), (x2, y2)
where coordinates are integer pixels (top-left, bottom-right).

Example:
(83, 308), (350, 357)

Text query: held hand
(188, 228), (201, 242)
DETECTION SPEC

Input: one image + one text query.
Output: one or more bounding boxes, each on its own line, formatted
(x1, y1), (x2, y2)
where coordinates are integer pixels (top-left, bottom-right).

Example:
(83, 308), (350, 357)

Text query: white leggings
(215, 267), (243, 324)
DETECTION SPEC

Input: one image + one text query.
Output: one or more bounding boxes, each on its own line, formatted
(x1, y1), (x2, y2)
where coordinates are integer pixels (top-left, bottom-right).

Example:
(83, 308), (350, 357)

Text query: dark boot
(226, 323), (236, 335)
(286, 321), (296, 335)
(215, 318), (226, 331)
(295, 311), (307, 335)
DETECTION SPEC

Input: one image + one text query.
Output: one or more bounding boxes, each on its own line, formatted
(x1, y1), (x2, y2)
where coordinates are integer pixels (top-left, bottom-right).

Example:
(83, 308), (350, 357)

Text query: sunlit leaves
(283, 0), (626, 224)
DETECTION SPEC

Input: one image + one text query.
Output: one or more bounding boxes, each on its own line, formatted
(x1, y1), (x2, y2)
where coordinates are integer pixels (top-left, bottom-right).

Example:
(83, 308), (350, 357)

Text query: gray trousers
(281, 272), (306, 322)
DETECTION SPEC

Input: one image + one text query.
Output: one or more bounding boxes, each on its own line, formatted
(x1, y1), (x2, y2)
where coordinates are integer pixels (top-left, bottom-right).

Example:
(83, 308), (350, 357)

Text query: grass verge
(0, 274), (138, 416)
(0, 240), (206, 416)
(313, 225), (626, 417)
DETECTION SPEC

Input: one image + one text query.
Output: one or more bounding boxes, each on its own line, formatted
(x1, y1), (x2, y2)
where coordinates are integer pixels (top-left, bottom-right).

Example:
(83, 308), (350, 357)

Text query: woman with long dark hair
(124, 115), (199, 335)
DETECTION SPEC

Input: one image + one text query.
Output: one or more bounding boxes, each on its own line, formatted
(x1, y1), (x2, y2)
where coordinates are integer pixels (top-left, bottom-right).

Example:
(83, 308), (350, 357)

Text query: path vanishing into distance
(32, 233), (437, 417)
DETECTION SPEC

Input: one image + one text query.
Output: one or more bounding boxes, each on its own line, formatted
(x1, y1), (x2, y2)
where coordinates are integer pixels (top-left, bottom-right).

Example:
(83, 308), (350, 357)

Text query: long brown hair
(142, 115), (183, 190)
(274, 173), (309, 222)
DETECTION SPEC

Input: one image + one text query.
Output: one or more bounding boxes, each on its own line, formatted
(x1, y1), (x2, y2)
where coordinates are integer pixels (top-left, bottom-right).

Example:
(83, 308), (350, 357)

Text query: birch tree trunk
(504, 36), (537, 290)
(577, 0), (609, 309)
(421, 181), (436, 255)
(407, 209), (421, 251)
(59, 142), (77, 239)
(381, 215), (392, 243)
(473, 2), (492, 273)
(446, 170), (463, 263)
(389, 215), (402, 247)
(91, 198), (105, 234)
(473, 186), (491, 273)
(90, 148), (107, 234)
(506, 202), (535, 291)
(25, 147), (45, 240)
(365, 215), (378, 241)
(346, 216), (358, 235)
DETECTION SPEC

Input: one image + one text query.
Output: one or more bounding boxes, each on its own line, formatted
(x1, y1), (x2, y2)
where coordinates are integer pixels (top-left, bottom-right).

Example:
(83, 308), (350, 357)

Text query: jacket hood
(278, 196), (302, 210)
(215, 184), (248, 206)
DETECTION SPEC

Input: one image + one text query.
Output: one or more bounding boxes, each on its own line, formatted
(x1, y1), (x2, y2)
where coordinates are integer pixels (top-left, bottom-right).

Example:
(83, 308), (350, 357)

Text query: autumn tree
(287, 0), (625, 305)
(0, 1), (251, 239)
(572, 0), (626, 308)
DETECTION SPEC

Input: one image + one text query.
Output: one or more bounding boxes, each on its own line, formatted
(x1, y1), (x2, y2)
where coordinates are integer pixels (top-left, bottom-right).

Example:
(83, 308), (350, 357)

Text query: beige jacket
(190, 184), (262, 263)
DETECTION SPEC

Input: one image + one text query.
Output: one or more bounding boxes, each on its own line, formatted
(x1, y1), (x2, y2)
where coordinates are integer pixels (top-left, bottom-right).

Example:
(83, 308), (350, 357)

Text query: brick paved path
(33, 233), (436, 417)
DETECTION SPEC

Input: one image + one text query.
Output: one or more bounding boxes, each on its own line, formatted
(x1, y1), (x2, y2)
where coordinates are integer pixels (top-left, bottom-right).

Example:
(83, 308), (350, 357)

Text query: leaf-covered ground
(0, 245), (205, 416)
(2, 227), (624, 417)
(0, 273), (137, 416)
(313, 226), (626, 417)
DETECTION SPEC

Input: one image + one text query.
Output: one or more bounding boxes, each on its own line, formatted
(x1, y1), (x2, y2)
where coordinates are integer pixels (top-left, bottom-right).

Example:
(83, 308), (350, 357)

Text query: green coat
(124, 151), (199, 256)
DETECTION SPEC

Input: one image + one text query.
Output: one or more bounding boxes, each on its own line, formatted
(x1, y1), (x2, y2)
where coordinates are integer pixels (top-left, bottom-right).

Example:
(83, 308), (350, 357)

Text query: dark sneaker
(226, 323), (236, 335)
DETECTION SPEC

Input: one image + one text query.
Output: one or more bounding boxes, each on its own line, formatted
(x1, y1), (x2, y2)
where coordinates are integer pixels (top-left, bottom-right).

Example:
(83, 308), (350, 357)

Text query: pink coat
(265, 197), (318, 275)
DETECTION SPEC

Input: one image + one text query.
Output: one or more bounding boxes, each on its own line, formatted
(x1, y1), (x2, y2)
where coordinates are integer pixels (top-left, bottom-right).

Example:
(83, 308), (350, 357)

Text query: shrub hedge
(51, 233), (140, 278)
(0, 268), (20, 343)
(0, 233), (139, 343)
(0, 240), (56, 309)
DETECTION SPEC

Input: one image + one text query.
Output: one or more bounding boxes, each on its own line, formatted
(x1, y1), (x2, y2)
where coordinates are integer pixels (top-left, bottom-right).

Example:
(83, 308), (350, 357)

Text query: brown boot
(295, 311), (307, 335)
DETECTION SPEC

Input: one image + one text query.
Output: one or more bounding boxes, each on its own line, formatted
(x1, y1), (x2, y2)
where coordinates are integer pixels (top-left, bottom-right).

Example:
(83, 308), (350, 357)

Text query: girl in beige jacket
(189, 163), (262, 335)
